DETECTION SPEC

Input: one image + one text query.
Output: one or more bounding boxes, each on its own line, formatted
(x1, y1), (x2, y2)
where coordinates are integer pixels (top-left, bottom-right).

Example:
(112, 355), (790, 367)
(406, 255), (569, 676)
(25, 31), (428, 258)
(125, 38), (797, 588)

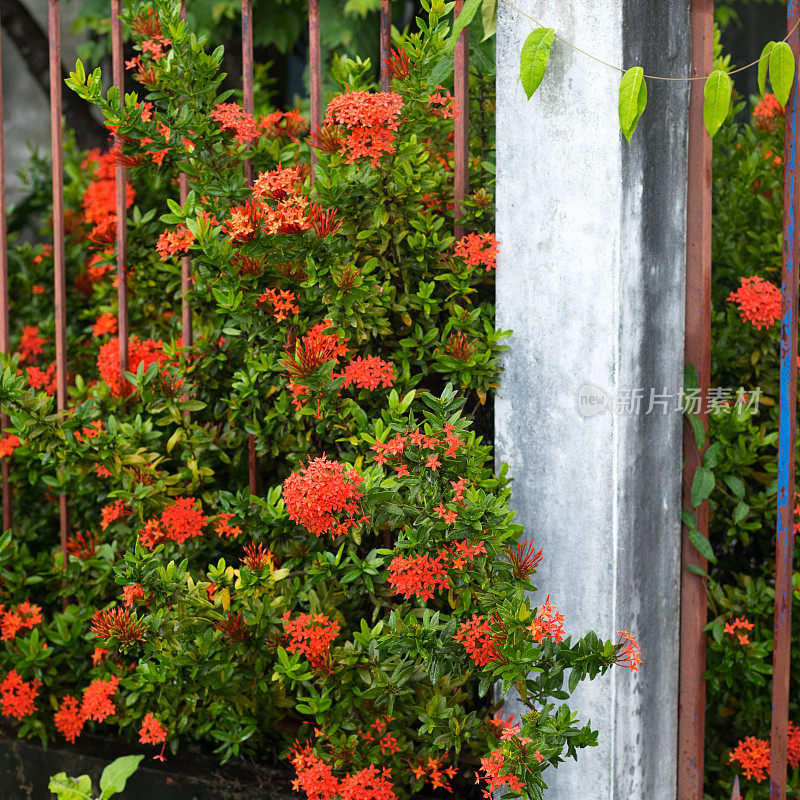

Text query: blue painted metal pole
(769, 4), (799, 798)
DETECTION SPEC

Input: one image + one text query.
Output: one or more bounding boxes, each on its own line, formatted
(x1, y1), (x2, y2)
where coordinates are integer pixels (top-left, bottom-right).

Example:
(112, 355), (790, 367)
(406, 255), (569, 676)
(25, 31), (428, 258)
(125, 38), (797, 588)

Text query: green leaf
(444, 0), (482, 56)
(618, 67), (647, 143)
(769, 41), (796, 107)
(758, 41), (775, 97)
(703, 70), (732, 138)
(686, 563), (709, 579)
(48, 774), (93, 800)
(688, 528), (716, 563)
(480, 0), (496, 40)
(733, 501), (749, 524)
(724, 475), (745, 499)
(689, 414), (705, 450)
(691, 466), (715, 507)
(99, 754), (144, 799)
(519, 28), (555, 99)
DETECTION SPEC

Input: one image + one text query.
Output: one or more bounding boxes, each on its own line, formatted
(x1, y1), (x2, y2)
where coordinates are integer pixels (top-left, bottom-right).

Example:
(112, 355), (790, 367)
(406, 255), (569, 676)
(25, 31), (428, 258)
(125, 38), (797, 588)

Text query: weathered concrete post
(496, 2), (689, 798)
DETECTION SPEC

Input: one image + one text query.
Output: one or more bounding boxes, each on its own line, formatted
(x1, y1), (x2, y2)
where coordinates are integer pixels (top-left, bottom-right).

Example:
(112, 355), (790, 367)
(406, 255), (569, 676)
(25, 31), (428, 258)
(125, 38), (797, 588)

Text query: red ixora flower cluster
(322, 90), (404, 166)
(210, 103), (308, 144)
(0, 434), (21, 459)
(97, 336), (169, 397)
(90, 606), (147, 645)
(474, 748), (524, 800)
(724, 615), (755, 646)
(282, 611), (341, 673)
(283, 455), (368, 538)
(754, 92), (785, 131)
(729, 722), (800, 782)
(453, 232), (499, 271)
(17, 325), (46, 364)
(454, 614), (504, 667)
(139, 496), (209, 549)
(335, 356), (395, 391)
(0, 600), (42, 641)
(387, 539), (485, 600)
(156, 225), (195, 260)
(615, 630), (642, 672)
(81, 149), (135, 245)
(727, 275), (782, 329)
(288, 741), (398, 800)
(255, 287), (300, 322)
(139, 712), (168, 744)
(54, 676), (121, 743)
(369, 421), (465, 475)
(526, 595), (566, 643)
(1, 670), (40, 720)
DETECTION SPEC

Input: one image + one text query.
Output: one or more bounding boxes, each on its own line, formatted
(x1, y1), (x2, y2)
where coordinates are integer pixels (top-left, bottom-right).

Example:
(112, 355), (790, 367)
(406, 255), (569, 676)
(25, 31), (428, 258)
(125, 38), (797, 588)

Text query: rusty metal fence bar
(770, 5), (800, 798)
(112, 0), (129, 377)
(48, 0), (70, 562)
(453, 0), (468, 240)
(678, 1), (713, 798)
(0, 16), (11, 534)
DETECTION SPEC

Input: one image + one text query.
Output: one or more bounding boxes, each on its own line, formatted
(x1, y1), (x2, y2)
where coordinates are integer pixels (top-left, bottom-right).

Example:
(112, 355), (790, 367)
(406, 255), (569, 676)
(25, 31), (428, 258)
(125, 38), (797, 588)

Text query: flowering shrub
(694, 89), (800, 797)
(0, 1), (637, 797)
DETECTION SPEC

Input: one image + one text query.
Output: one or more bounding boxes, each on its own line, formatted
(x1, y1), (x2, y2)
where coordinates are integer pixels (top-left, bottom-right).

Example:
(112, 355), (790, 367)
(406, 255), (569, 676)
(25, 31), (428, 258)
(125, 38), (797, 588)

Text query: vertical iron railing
(308, 0), (322, 173)
(453, 0), (468, 240)
(112, 0), (129, 376)
(678, 2), (713, 798)
(0, 17), (11, 534)
(770, 4), (800, 799)
(379, 0), (391, 91)
(48, 0), (70, 561)
(180, 2), (193, 353)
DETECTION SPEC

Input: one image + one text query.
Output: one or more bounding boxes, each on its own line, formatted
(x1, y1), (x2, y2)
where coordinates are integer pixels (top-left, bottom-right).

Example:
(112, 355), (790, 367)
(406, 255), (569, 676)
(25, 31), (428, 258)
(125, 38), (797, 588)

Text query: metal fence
(0, 0), (798, 798)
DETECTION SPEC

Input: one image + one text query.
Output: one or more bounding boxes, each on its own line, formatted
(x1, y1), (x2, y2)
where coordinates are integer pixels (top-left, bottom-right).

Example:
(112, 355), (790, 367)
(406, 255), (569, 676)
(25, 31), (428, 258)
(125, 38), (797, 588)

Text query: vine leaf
(480, 0), (496, 40)
(769, 41), (796, 107)
(703, 70), (731, 139)
(689, 528), (717, 564)
(444, 0), (482, 56)
(618, 66), (647, 143)
(519, 28), (555, 99)
(758, 41), (775, 97)
(691, 465), (715, 507)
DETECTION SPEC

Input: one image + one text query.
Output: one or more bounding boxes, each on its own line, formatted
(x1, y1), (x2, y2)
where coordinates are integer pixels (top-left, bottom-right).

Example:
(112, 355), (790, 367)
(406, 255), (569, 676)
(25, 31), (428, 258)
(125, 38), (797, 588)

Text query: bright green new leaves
(480, 0), (497, 40)
(444, 0), (482, 56)
(99, 756), (144, 800)
(618, 67), (647, 143)
(758, 41), (775, 98)
(769, 41), (796, 107)
(519, 28), (555, 99)
(703, 70), (732, 139)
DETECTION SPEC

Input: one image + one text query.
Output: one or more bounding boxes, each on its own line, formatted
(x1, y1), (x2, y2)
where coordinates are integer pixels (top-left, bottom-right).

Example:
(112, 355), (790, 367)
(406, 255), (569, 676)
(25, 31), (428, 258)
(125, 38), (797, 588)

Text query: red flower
(475, 748), (524, 799)
(256, 287), (300, 322)
(100, 500), (129, 530)
(139, 497), (208, 549)
(0, 600), (42, 641)
(282, 611), (340, 673)
(729, 736), (771, 782)
(210, 102), (261, 143)
(427, 86), (458, 119)
(81, 676), (119, 722)
(1, 670), (39, 719)
(728, 275), (782, 329)
(724, 615), (755, 646)
(139, 712), (168, 744)
(336, 356), (395, 391)
(91, 606), (147, 645)
(526, 595), (566, 643)
(66, 531), (97, 559)
(443, 332), (476, 361)
(253, 165), (303, 200)
(283, 455), (367, 538)
(454, 232), (498, 271)
(214, 512), (242, 539)
(17, 325), (46, 363)
(385, 47), (410, 80)
(454, 614), (502, 667)
(122, 583), (146, 607)
(93, 313), (118, 337)
(156, 225), (195, 260)
(323, 90), (404, 166)
(387, 553), (449, 600)
(615, 630), (643, 671)
(506, 539), (543, 579)
(241, 542), (274, 570)
(97, 336), (168, 397)
(54, 695), (84, 743)
(26, 364), (57, 395)
(0, 435), (20, 458)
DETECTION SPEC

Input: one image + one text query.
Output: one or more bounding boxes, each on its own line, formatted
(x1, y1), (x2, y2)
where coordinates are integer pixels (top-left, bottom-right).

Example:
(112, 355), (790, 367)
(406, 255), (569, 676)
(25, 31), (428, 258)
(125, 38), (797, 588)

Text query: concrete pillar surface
(496, 1), (689, 798)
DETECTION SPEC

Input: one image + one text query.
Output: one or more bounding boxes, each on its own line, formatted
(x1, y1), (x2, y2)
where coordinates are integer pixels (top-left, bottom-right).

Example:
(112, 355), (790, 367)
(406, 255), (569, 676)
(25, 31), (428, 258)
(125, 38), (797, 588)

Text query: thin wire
(499, 0), (800, 82)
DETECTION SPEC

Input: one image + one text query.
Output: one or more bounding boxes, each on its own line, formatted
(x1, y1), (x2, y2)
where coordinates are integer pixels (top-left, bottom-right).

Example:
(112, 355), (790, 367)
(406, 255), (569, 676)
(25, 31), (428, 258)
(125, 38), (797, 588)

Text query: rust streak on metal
(379, 0), (391, 92)
(309, 0), (322, 172)
(677, 1), (713, 799)
(49, 0), (69, 568)
(770, 3), (800, 798)
(453, 0), (468, 240)
(0, 23), (12, 532)
(242, 0), (254, 185)
(112, 0), (129, 375)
